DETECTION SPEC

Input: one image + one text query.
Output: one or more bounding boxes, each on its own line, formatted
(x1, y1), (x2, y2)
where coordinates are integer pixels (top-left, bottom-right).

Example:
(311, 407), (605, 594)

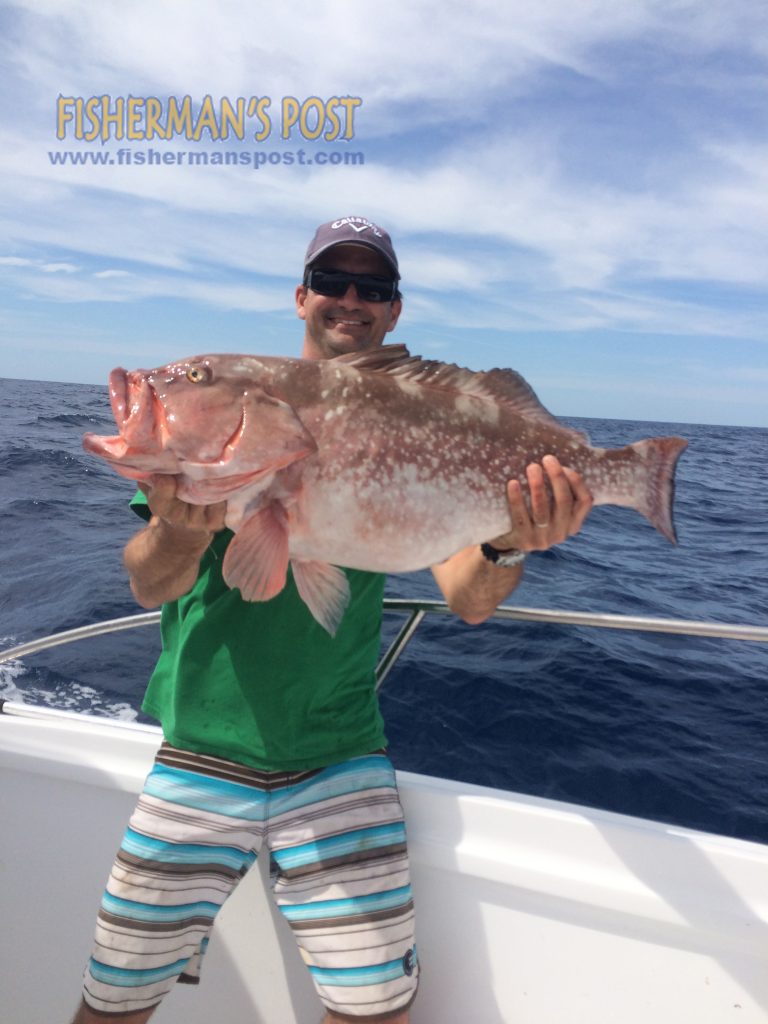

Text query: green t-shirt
(132, 494), (387, 771)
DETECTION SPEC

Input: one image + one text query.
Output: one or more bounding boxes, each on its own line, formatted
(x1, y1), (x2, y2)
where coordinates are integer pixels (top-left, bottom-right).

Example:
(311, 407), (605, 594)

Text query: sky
(1, 0), (767, 426)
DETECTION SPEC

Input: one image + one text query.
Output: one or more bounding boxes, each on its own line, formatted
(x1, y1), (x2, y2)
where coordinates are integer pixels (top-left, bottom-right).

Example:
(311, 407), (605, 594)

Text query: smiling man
(297, 217), (403, 358)
(70, 216), (592, 1024)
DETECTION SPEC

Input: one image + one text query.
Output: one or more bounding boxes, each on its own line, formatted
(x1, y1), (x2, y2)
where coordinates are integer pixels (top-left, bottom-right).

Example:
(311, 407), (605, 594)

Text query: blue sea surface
(1, 376), (766, 843)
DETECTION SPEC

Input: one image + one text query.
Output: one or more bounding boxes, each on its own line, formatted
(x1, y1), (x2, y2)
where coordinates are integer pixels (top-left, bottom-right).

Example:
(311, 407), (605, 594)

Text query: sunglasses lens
(307, 271), (346, 297)
(307, 270), (395, 302)
(358, 279), (395, 302)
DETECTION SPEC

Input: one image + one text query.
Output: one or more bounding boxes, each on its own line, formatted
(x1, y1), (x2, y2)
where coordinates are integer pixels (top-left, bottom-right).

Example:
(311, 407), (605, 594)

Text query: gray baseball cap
(304, 216), (400, 279)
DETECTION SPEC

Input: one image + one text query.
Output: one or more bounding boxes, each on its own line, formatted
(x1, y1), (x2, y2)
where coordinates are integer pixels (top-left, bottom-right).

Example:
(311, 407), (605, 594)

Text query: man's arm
(124, 477), (228, 608)
(432, 455), (593, 624)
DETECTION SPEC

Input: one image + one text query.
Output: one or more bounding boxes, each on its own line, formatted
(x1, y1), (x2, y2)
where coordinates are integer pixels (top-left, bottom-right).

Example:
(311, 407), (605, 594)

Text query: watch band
(480, 542), (526, 568)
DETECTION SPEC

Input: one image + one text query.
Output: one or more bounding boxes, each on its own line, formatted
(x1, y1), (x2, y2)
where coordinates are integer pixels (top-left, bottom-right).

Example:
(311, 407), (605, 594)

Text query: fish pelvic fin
(333, 344), (588, 442)
(291, 561), (350, 637)
(630, 436), (688, 543)
(222, 503), (289, 601)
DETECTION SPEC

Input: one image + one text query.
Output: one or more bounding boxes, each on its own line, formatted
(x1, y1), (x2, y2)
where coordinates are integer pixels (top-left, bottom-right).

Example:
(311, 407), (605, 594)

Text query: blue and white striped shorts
(83, 744), (419, 1018)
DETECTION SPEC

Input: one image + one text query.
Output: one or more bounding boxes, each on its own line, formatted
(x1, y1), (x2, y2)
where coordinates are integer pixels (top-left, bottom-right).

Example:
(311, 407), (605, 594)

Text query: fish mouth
(83, 367), (177, 477)
(108, 368), (129, 426)
(108, 368), (165, 449)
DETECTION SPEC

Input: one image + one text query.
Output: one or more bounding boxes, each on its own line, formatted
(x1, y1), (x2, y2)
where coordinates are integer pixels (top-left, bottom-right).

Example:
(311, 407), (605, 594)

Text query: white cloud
(8, 0), (766, 135)
(40, 261), (78, 272)
(3, 1), (766, 300)
(0, 256), (35, 267)
(6, 1), (632, 102)
(1, 0), (766, 423)
(0, 254), (78, 273)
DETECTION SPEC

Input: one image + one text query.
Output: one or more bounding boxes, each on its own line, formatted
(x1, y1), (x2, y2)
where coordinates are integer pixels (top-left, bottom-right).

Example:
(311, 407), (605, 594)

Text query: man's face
(296, 244), (402, 360)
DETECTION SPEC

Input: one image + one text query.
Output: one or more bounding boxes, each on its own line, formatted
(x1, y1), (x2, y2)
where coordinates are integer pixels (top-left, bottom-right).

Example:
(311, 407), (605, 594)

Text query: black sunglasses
(304, 268), (398, 303)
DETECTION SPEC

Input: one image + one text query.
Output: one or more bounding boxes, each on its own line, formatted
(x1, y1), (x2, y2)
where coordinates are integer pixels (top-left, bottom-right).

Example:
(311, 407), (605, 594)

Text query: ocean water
(1, 376), (766, 843)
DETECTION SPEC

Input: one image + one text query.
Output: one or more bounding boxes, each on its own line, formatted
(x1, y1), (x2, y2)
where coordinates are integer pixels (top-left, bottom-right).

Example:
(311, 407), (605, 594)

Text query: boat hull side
(1, 710), (767, 1024)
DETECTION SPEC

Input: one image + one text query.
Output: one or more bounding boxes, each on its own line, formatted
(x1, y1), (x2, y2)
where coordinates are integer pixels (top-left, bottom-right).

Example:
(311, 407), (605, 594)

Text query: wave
(36, 412), (109, 428)
(0, 446), (94, 476)
(0, 644), (139, 722)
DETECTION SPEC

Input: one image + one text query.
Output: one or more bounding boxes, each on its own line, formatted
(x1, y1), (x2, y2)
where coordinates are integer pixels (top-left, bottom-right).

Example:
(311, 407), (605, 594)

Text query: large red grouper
(83, 344), (687, 634)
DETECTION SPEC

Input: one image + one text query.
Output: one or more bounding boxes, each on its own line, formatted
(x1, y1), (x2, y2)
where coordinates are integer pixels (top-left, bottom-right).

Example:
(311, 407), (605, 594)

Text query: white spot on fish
(232, 359), (263, 375)
(454, 394), (500, 425)
(323, 405), (346, 421)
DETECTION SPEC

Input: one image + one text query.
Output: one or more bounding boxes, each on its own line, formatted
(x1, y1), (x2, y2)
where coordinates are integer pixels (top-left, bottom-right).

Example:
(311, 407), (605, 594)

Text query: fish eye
(186, 365), (209, 384)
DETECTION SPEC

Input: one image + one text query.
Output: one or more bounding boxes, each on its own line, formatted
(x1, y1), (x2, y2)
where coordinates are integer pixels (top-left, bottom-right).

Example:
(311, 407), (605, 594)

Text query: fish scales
(83, 344), (687, 634)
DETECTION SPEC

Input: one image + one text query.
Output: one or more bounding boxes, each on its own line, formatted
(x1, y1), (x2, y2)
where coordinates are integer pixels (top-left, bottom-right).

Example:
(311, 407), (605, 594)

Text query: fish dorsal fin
(333, 344), (414, 372)
(333, 344), (589, 441)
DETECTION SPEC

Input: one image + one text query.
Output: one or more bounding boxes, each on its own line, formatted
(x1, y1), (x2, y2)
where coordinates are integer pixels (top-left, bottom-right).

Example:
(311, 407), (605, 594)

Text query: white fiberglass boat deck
(1, 603), (767, 1024)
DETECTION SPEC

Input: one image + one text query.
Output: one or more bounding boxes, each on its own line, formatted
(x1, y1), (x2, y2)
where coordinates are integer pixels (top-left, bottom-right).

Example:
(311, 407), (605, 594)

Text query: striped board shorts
(83, 743), (419, 1019)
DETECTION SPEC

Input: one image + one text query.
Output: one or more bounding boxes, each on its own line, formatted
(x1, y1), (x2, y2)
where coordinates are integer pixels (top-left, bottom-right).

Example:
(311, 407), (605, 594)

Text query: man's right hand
(139, 476), (228, 536)
(125, 478), (228, 608)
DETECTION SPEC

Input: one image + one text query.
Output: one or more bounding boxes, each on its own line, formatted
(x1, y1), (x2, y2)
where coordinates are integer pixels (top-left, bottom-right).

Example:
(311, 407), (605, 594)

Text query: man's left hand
(490, 454), (593, 554)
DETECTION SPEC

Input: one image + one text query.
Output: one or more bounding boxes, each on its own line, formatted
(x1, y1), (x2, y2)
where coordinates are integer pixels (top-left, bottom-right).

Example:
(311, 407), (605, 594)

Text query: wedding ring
(535, 522), (550, 528)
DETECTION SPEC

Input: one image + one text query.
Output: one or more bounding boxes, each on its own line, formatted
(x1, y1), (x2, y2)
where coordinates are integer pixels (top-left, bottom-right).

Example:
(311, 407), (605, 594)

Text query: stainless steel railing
(375, 601), (768, 687)
(1, 602), (766, 708)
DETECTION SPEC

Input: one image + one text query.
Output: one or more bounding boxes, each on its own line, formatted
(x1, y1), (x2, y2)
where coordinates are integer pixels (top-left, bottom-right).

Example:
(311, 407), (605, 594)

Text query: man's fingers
(526, 462), (552, 529)
(505, 479), (530, 529)
(489, 457), (594, 554)
(561, 465), (594, 532)
(142, 477), (221, 535)
(146, 477), (179, 520)
(541, 455), (576, 533)
(203, 502), (228, 531)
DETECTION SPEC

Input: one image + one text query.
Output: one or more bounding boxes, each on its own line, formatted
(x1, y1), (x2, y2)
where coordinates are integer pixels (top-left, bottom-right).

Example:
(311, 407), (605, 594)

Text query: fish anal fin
(222, 504), (289, 601)
(291, 561), (350, 637)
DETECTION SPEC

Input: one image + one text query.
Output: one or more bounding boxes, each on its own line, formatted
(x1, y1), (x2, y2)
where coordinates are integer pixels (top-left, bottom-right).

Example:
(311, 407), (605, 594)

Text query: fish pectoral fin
(222, 504), (289, 601)
(290, 561), (350, 637)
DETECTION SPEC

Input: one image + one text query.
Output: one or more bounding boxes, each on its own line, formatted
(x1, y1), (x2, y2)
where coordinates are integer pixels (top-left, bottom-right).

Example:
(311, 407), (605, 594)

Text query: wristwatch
(480, 542), (526, 568)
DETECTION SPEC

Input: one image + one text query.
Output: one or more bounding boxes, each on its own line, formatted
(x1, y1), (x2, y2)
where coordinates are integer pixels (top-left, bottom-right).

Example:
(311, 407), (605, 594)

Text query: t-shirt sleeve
(129, 489), (152, 523)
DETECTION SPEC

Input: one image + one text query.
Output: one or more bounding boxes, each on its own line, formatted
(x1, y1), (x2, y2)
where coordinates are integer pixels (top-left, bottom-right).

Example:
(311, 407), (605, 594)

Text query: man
(71, 216), (592, 1024)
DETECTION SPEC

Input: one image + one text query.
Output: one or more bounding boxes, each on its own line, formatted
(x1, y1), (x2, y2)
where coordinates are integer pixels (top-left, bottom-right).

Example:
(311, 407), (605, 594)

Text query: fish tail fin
(629, 436), (688, 543)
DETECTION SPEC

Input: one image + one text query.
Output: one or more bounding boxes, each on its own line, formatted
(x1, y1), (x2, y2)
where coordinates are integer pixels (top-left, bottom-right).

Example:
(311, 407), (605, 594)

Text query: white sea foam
(1, 637), (138, 721)
(0, 649), (26, 703)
